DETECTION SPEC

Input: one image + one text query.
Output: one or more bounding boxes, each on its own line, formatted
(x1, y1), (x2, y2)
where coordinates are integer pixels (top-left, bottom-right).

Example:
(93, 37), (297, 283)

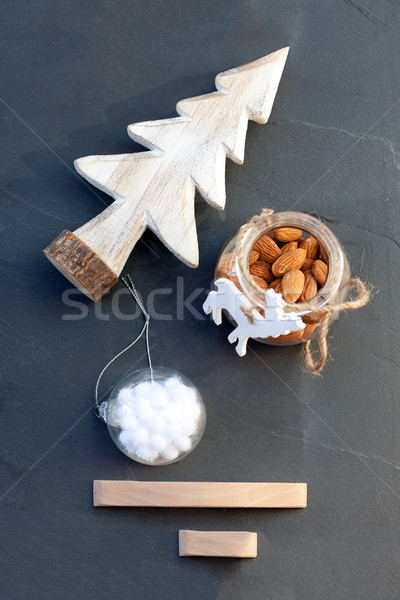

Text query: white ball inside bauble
(119, 414), (139, 431)
(164, 377), (182, 395)
(119, 429), (135, 451)
(138, 407), (156, 424)
(134, 381), (155, 401)
(116, 403), (135, 421)
(168, 386), (188, 407)
(117, 387), (135, 404)
(149, 434), (168, 452)
(162, 445), (179, 462)
(180, 419), (198, 437)
(130, 426), (149, 446)
(162, 402), (182, 423)
(145, 414), (166, 435)
(182, 386), (198, 404)
(148, 383), (169, 408)
(179, 402), (201, 420)
(134, 398), (152, 416)
(165, 421), (182, 440)
(136, 445), (159, 462)
(173, 436), (192, 452)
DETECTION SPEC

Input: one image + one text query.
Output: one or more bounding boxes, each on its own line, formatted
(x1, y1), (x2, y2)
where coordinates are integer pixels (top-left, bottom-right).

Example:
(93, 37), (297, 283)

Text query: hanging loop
(94, 274), (153, 420)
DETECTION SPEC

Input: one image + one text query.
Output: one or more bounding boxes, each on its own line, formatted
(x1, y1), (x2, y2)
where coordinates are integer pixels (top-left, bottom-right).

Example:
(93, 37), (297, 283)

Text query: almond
(247, 222), (332, 346)
(320, 245), (328, 264)
(302, 311), (323, 325)
(281, 269), (305, 303)
(299, 236), (320, 260)
(250, 260), (274, 282)
(270, 322), (316, 343)
(268, 329), (304, 343)
(218, 252), (235, 277)
(269, 278), (282, 290)
(249, 250), (259, 266)
(281, 241), (298, 254)
(301, 323), (317, 340)
(274, 227), (303, 242)
(301, 258), (314, 273)
(252, 275), (269, 290)
(299, 271), (318, 302)
(312, 259), (328, 287)
(254, 235), (281, 263)
(228, 275), (243, 292)
(271, 248), (307, 277)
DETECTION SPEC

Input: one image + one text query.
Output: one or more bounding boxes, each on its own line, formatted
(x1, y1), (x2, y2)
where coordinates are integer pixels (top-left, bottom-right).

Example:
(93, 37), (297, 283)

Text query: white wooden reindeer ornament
(203, 278), (305, 356)
(44, 48), (289, 301)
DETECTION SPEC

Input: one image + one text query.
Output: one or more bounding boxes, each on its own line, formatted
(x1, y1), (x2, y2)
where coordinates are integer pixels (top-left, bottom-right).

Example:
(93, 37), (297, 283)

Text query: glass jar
(213, 211), (351, 345)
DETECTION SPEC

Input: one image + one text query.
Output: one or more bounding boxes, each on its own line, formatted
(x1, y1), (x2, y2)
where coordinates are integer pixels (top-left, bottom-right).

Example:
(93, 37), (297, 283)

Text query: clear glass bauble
(103, 367), (206, 466)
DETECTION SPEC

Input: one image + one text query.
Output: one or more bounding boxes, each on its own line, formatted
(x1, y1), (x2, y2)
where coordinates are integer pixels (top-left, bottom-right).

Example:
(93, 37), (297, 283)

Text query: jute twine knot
(239, 304), (258, 324)
(249, 207), (275, 225)
(236, 209), (372, 375)
(297, 277), (371, 375)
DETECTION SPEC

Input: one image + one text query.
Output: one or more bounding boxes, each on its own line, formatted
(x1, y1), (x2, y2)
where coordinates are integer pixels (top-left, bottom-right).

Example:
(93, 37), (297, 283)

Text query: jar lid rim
(235, 211), (346, 311)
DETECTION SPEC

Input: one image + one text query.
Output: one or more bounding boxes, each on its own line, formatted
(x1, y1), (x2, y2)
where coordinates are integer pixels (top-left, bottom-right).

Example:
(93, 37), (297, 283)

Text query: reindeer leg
(211, 303), (222, 325)
(235, 334), (249, 357)
(202, 296), (212, 316)
(228, 327), (250, 359)
(212, 307), (222, 325)
(203, 293), (222, 325)
(227, 328), (239, 344)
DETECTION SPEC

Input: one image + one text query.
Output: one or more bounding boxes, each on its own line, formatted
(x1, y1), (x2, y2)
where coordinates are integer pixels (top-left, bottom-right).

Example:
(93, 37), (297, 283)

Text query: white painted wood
(70, 48), (289, 276)
(203, 278), (305, 356)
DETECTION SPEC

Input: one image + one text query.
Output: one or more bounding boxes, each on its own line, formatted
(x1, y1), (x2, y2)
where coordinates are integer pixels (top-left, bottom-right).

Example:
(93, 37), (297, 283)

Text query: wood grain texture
(43, 230), (118, 301)
(179, 530), (257, 558)
(93, 481), (307, 508)
(45, 48), (289, 300)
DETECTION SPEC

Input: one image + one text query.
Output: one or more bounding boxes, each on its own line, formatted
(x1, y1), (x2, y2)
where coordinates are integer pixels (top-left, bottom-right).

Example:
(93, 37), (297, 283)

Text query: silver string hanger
(95, 274), (153, 420)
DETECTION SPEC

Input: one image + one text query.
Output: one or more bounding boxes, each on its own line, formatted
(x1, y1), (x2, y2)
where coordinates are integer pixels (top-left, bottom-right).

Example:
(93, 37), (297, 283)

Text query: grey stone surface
(1, 1), (399, 598)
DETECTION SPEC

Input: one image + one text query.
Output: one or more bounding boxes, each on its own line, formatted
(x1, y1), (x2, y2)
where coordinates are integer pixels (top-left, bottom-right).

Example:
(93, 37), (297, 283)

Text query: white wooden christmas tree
(44, 47), (289, 300)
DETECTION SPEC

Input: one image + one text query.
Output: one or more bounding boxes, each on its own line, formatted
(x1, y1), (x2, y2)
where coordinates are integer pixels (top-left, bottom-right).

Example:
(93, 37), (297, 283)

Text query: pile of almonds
(217, 226), (329, 342)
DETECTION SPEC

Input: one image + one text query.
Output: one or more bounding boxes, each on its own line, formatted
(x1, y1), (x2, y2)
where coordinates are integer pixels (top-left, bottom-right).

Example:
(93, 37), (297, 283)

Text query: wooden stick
(179, 530), (257, 558)
(93, 481), (307, 508)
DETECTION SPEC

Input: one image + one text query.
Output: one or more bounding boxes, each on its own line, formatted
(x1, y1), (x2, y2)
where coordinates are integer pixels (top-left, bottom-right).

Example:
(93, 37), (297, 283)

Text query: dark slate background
(1, 1), (399, 598)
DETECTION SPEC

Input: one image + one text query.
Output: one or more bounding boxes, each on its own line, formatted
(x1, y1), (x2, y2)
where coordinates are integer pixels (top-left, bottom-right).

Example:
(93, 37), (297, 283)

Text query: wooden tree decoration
(44, 47), (289, 300)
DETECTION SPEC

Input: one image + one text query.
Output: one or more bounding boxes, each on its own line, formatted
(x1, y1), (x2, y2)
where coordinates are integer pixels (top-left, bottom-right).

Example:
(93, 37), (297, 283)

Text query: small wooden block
(179, 530), (257, 558)
(93, 481), (307, 508)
